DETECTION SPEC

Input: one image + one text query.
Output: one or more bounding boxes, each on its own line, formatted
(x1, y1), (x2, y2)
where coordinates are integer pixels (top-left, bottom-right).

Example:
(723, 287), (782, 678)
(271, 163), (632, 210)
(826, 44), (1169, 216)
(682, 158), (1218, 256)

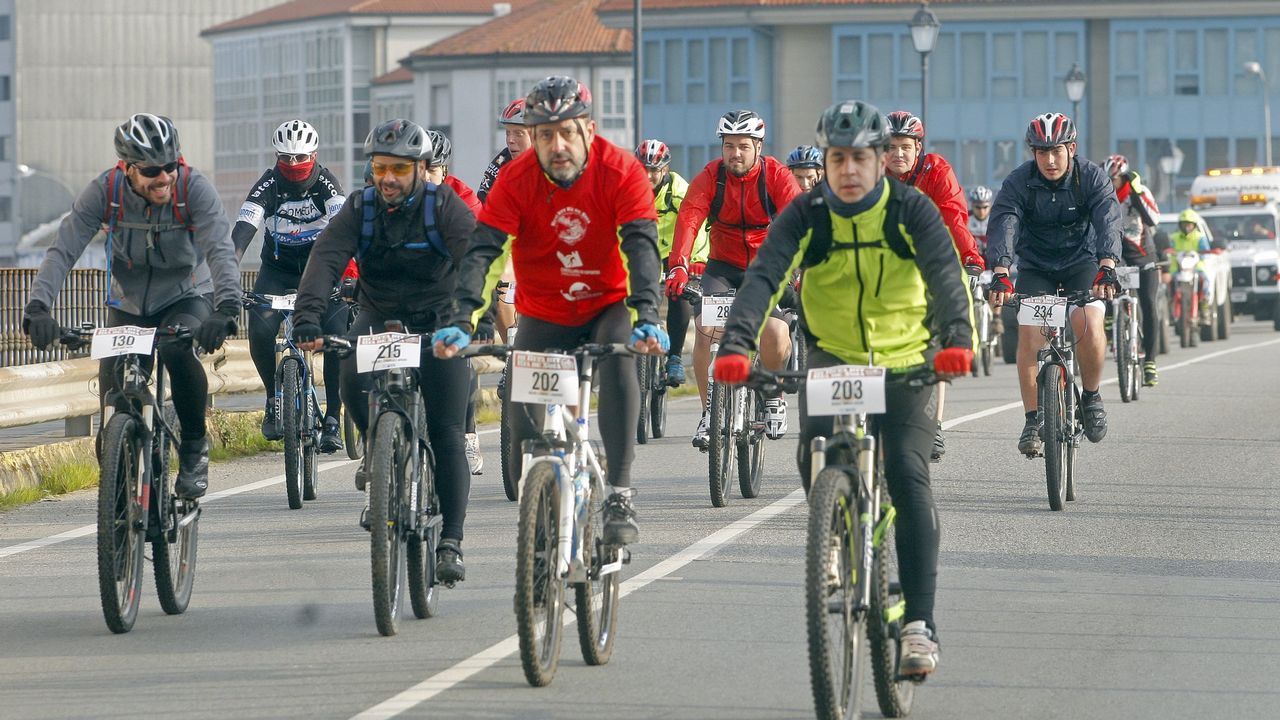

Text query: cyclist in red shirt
(664, 110), (802, 447)
(433, 76), (667, 546)
(885, 110), (983, 462)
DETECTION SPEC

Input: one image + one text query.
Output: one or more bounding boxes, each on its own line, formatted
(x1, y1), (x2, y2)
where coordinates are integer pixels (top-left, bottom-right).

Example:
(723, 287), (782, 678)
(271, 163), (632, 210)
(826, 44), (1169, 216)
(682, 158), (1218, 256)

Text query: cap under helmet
(1025, 112), (1078, 149)
(815, 100), (890, 150)
(524, 76), (592, 125)
(635, 139), (671, 168)
(1105, 154), (1129, 177)
(886, 111), (925, 139)
(426, 129), (452, 168)
(364, 118), (432, 163)
(968, 185), (994, 205)
(716, 110), (766, 140)
(499, 98), (526, 127)
(273, 119), (319, 155)
(786, 145), (823, 170)
(115, 113), (180, 165)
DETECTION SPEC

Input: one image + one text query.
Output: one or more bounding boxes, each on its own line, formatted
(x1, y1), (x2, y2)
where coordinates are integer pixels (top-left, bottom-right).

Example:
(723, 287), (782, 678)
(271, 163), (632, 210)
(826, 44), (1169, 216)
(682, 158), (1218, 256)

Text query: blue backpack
(356, 183), (448, 261)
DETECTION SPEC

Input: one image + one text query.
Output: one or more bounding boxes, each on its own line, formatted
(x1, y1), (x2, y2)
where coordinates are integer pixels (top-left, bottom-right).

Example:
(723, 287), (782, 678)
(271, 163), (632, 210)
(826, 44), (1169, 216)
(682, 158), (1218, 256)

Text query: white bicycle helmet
(716, 110), (766, 140)
(273, 120), (319, 155)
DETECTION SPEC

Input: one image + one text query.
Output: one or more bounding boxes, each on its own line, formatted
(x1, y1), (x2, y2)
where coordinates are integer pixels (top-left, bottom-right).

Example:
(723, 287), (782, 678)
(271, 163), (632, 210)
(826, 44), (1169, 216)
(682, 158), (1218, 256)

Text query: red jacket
(444, 175), (482, 216)
(671, 156), (801, 270)
(895, 153), (984, 268)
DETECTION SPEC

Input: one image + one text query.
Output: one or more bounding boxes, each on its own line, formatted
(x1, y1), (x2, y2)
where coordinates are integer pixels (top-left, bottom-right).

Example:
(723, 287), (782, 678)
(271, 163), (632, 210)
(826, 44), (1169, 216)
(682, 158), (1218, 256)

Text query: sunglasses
(134, 162), (179, 178)
(278, 153), (312, 164)
(370, 161), (416, 178)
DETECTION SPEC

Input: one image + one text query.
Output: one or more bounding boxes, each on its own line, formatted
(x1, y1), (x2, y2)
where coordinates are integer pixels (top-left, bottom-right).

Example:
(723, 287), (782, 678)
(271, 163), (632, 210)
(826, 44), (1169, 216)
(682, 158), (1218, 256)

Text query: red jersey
(478, 135), (657, 325)
(895, 152), (984, 268)
(671, 155), (801, 270)
(444, 175), (482, 216)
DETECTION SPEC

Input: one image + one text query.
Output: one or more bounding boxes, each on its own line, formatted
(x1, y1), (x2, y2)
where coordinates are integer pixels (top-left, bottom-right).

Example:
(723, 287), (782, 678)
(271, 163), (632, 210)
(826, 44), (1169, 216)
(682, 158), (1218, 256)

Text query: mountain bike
(243, 291), (321, 509)
(970, 269), (998, 376)
(484, 341), (635, 687)
(62, 323), (200, 634)
(637, 285), (702, 445)
(1111, 267), (1143, 403)
(1009, 292), (1096, 511)
(744, 364), (938, 720)
(330, 324), (451, 636)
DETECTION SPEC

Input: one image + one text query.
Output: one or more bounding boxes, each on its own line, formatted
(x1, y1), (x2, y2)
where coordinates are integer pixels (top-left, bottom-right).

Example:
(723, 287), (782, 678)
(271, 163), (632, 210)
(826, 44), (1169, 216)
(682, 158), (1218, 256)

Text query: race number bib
(267, 293), (296, 310)
(1115, 266), (1140, 290)
(502, 281), (516, 304)
(509, 351), (579, 405)
(700, 295), (734, 328)
(356, 333), (420, 373)
(90, 326), (156, 360)
(806, 366), (886, 416)
(1017, 296), (1068, 328)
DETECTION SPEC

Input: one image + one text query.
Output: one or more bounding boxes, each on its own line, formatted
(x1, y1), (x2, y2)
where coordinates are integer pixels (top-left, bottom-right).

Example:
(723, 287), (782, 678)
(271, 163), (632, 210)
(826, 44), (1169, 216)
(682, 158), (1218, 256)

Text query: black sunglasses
(134, 162), (178, 178)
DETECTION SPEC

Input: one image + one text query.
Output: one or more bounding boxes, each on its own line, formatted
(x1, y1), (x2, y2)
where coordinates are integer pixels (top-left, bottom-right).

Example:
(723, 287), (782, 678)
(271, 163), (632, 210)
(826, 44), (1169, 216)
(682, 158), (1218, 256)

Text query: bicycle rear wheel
(97, 413), (146, 634)
(1116, 307), (1134, 403)
(707, 381), (735, 507)
(868, 477), (915, 717)
(153, 404), (198, 615)
(650, 382), (668, 439)
(407, 446), (440, 619)
(635, 353), (651, 445)
(738, 391), (765, 499)
(575, 463), (619, 666)
(501, 363), (518, 502)
(280, 358), (305, 510)
(302, 384), (319, 501)
(806, 467), (867, 720)
(368, 412), (408, 636)
(516, 462), (566, 686)
(1040, 365), (1069, 511)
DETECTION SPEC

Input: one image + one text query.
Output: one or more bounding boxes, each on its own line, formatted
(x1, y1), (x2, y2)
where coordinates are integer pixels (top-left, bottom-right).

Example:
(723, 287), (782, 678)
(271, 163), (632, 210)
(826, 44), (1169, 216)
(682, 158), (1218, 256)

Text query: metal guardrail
(0, 269), (259, 367)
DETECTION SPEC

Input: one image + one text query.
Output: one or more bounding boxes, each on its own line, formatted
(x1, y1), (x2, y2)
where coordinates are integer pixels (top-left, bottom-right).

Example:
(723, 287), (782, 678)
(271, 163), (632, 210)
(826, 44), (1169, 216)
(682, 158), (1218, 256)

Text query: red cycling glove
(963, 253), (986, 270)
(689, 261), (706, 276)
(933, 347), (973, 376)
(989, 272), (1014, 294)
(665, 265), (689, 300)
(714, 353), (751, 384)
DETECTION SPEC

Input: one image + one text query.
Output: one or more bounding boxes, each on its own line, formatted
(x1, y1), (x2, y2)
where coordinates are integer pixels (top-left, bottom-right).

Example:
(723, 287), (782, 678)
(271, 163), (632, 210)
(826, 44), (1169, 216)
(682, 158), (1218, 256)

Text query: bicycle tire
(868, 473), (915, 718)
(516, 462), (566, 686)
(806, 467), (867, 720)
(407, 444), (440, 619)
(738, 391), (765, 499)
(650, 372), (668, 439)
(575, 460), (619, 666)
(302, 383), (318, 501)
(1178, 289), (1195, 348)
(636, 353), (651, 445)
(707, 381), (735, 507)
(1131, 301), (1143, 402)
(369, 412), (408, 636)
(343, 408), (364, 460)
(97, 412), (145, 634)
(281, 358), (304, 510)
(1116, 306), (1133, 403)
(981, 343), (993, 376)
(501, 363), (517, 502)
(1041, 364), (1068, 511)
(153, 403), (197, 615)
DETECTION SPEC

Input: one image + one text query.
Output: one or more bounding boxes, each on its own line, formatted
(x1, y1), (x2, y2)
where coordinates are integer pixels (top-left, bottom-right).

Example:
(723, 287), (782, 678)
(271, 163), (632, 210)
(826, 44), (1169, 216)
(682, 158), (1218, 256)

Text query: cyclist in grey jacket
(23, 113), (241, 499)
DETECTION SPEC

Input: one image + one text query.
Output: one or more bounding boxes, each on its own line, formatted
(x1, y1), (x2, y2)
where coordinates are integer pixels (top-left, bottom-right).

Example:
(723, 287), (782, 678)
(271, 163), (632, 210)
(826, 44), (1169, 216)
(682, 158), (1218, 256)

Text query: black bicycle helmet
(524, 76), (592, 125)
(426, 129), (452, 168)
(114, 113), (180, 165)
(815, 100), (890, 150)
(364, 118), (432, 163)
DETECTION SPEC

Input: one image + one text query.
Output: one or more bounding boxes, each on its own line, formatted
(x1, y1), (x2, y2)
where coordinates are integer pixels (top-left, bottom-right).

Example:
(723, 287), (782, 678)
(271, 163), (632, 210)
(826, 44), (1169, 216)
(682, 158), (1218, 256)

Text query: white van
(1187, 167), (1280, 320)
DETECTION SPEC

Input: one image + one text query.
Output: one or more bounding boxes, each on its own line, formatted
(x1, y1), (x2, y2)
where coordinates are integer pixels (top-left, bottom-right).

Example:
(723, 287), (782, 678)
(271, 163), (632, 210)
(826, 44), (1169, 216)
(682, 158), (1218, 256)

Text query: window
(1204, 29), (1228, 95)
(1205, 138), (1230, 169)
(868, 34), (894, 98)
(600, 78), (627, 130)
(0, 197), (10, 223)
(0, 76), (9, 102)
(688, 39), (706, 103)
(1022, 32), (1047, 97)
(1145, 31), (1168, 96)
(709, 38), (727, 103)
(960, 33), (985, 99)
(992, 33), (1017, 98)
(993, 138), (1021, 180)
(431, 85), (450, 128)
(0, 16), (11, 41)
(836, 35), (863, 99)
(931, 33), (955, 99)
(643, 40), (661, 105)
(897, 35), (919, 103)
(664, 40), (684, 104)
(1237, 138), (1259, 167)
(961, 140), (987, 187)
(0, 136), (9, 162)
(731, 38), (750, 103)
(1115, 31), (1140, 96)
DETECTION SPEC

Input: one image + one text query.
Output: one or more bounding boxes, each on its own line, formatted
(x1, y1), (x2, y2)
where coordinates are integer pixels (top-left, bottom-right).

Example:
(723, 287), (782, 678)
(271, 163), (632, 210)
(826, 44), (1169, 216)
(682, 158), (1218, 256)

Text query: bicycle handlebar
(738, 364), (945, 396)
(1000, 291), (1098, 308)
(58, 323), (193, 349)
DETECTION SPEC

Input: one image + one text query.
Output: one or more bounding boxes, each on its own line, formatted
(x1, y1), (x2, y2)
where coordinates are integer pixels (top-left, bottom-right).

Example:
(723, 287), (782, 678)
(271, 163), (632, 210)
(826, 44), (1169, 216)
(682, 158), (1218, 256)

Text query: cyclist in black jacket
(292, 119), (477, 584)
(232, 120), (348, 451)
(986, 113), (1123, 456)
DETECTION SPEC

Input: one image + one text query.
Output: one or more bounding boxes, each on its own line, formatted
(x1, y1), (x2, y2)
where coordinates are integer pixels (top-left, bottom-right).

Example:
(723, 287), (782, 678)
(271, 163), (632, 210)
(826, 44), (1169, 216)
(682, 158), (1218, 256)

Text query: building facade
(600, 0), (1280, 207)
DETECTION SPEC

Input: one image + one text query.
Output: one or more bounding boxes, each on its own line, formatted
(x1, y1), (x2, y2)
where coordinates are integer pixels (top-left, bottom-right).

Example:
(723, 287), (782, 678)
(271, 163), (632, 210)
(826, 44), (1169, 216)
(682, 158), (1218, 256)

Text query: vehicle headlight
(1257, 266), (1275, 283)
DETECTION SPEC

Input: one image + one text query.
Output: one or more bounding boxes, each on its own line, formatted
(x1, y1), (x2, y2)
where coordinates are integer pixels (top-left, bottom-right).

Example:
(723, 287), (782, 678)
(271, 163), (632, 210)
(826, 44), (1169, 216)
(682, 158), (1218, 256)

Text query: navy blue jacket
(986, 156), (1122, 272)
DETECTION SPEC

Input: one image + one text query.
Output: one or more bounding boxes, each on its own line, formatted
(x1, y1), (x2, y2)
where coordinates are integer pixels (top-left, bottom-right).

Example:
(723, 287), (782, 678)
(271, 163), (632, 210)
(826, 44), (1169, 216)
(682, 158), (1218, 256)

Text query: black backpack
(706, 161), (777, 231)
(800, 180), (913, 268)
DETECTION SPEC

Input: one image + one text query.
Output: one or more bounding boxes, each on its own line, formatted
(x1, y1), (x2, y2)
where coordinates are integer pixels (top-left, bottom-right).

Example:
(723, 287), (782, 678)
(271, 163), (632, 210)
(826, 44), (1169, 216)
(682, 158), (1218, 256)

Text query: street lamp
(1159, 145), (1185, 207)
(908, 2), (940, 140)
(1243, 61), (1272, 166)
(1064, 63), (1086, 125)
(632, 0), (643, 147)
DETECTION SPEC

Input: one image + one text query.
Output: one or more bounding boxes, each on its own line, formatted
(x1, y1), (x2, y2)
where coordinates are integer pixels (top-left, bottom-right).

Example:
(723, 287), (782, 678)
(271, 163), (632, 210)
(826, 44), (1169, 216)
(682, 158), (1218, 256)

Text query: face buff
(278, 158), (315, 183)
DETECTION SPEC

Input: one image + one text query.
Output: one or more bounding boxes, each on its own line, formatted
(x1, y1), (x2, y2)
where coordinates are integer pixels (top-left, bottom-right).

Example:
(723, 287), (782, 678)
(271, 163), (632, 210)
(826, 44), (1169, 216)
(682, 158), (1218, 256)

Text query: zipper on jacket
(740, 179), (751, 264)
(852, 223), (870, 353)
(874, 255), (886, 296)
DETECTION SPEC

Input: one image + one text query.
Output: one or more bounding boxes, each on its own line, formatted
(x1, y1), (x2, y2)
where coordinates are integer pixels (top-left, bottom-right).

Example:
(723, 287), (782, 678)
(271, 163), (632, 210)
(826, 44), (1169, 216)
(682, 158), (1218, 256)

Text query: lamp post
(632, 0), (643, 147)
(1243, 61), (1272, 166)
(908, 2), (940, 140)
(1065, 63), (1086, 125)
(1159, 145), (1184, 207)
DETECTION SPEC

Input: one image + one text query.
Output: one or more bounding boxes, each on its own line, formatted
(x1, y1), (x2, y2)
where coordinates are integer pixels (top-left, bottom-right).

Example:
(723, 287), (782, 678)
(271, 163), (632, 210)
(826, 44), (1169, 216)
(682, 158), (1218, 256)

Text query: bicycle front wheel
(281, 358), (305, 510)
(806, 467), (866, 720)
(650, 358), (668, 439)
(1116, 305), (1134, 403)
(575, 463), (619, 666)
(368, 412), (409, 636)
(500, 363), (518, 502)
(635, 353), (651, 445)
(407, 446), (439, 619)
(97, 413), (146, 634)
(868, 478), (915, 717)
(302, 384), (319, 501)
(516, 462), (566, 686)
(707, 381), (736, 507)
(738, 390), (765, 499)
(1040, 365), (1069, 511)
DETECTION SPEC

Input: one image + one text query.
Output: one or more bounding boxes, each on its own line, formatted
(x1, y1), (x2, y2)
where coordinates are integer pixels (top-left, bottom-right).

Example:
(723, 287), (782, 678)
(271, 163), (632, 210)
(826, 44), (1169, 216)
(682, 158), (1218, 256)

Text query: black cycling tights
(506, 301), (638, 489)
(1136, 265), (1159, 361)
(797, 347), (941, 631)
(666, 294), (693, 357)
(249, 264), (347, 418)
(100, 296), (212, 442)
(342, 309), (471, 542)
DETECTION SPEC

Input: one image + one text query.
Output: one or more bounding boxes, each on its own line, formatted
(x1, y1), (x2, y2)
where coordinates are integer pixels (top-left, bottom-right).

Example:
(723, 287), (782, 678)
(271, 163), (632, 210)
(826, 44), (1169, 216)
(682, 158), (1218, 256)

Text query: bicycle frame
(366, 362), (437, 541)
